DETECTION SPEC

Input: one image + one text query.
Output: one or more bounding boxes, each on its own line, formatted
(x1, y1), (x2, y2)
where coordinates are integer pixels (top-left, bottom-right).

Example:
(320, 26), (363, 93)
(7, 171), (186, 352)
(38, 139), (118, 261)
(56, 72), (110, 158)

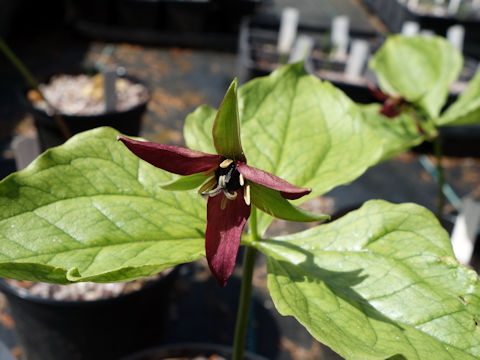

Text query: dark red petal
(205, 192), (251, 287)
(380, 100), (400, 118)
(236, 162), (311, 200)
(118, 136), (222, 175)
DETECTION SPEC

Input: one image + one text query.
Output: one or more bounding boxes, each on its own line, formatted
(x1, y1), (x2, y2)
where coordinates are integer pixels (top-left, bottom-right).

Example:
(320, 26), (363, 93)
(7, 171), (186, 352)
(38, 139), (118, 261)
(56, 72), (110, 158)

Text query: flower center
(200, 159), (250, 207)
(215, 162), (241, 192)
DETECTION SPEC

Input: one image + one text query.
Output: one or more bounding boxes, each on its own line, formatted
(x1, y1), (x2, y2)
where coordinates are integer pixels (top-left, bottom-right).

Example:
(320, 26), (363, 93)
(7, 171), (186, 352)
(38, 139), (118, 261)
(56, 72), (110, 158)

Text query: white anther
(239, 173), (244, 186)
(244, 185), (251, 206)
(224, 190), (238, 200)
(202, 183), (223, 197)
(218, 175), (226, 188)
(220, 159), (233, 168)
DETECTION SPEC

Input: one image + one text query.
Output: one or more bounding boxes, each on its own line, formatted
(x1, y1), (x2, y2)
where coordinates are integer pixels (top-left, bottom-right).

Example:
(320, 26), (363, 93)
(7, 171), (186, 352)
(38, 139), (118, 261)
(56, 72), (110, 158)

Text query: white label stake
(331, 15), (350, 60)
(401, 21), (420, 36)
(447, 25), (465, 53)
(448, 0), (462, 15)
(289, 35), (314, 63)
(451, 198), (480, 265)
(345, 40), (370, 79)
(104, 68), (117, 113)
(277, 7), (300, 55)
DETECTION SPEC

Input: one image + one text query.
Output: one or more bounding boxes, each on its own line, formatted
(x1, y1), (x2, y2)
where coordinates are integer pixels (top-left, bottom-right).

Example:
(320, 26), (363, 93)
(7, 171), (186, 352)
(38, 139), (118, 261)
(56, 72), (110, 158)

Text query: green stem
(0, 37), (40, 90)
(232, 207), (258, 360)
(0, 37), (72, 140)
(434, 136), (445, 219)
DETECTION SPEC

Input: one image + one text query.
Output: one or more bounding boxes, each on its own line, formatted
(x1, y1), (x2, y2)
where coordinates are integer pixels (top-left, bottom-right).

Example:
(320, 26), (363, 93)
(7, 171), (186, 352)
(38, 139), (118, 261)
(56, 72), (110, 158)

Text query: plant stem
(232, 207), (258, 360)
(434, 136), (445, 219)
(0, 37), (40, 90)
(0, 37), (72, 140)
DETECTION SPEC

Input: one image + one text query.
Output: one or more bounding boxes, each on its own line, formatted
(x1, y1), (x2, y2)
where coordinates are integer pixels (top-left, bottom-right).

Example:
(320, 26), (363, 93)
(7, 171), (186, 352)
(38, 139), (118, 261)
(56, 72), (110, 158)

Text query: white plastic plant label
(104, 67), (118, 112)
(451, 197), (480, 265)
(448, 0), (462, 14)
(345, 40), (370, 79)
(401, 21), (420, 36)
(331, 15), (349, 60)
(289, 35), (314, 63)
(408, 0), (419, 8)
(277, 7), (300, 55)
(12, 134), (40, 171)
(447, 25), (465, 53)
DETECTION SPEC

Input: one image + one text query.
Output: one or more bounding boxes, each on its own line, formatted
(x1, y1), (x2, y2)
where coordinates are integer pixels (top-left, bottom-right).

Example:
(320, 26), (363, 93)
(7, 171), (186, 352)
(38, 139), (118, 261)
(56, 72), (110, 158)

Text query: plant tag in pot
(331, 15), (349, 60)
(452, 197), (480, 265)
(104, 67), (118, 112)
(345, 39), (370, 80)
(447, 25), (465, 53)
(401, 21), (420, 36)
(277, 7), (299, 55)
(448, 0), (462, 14)
(288, 35), (314, 63)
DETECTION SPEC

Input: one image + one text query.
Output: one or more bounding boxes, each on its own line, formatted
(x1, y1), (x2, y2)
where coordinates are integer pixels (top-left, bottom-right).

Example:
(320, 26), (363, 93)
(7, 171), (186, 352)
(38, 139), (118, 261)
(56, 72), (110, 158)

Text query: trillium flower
(118, 79), (327, 287)
(368, 84), (428, 135)
(368, 83), (406, 118)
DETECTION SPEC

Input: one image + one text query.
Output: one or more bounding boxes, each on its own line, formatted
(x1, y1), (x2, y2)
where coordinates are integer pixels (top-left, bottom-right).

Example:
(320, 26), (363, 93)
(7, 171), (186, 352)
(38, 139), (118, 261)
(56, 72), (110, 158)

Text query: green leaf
(160, 172), (211, 191)
(438, 70), (480, 126)
(250, 182), (330, 223)
(369, 35), (463, 119)
(212, 78), (245, 161)
(256, 200), (480, 360)
(184, 105), (217, 155)
(0, 127), (207, 284)
(186, 63), (384, 234)
(359, 103), (433, 162)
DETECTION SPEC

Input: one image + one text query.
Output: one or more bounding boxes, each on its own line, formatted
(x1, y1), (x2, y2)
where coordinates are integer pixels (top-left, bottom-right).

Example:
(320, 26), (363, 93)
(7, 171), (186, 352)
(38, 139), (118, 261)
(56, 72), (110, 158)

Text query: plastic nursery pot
(0, 268), (179, 360)
(368, 0), (480, 59)
(120, 342), (269, 360)
(23, 73), (149, 152)
(413, 125), (480, 158)
(237, 16), (382, 103)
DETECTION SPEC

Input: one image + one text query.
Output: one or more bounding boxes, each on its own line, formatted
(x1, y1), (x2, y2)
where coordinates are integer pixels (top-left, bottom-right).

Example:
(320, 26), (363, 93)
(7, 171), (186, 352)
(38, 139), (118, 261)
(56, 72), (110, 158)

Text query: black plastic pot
(72, 0), (261, 50)
(67, 0), (116, 25)
(238, 16), (382, 103)
(120, 342), (269, 360)
(23, 74), (149, 152)
(0, 268), (178, 360)
(413, 125), (480, 158)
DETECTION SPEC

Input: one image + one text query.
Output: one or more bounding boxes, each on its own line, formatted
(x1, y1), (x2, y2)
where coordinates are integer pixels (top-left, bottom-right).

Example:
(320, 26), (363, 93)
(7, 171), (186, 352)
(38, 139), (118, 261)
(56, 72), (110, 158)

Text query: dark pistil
(215, 162), (241, 191)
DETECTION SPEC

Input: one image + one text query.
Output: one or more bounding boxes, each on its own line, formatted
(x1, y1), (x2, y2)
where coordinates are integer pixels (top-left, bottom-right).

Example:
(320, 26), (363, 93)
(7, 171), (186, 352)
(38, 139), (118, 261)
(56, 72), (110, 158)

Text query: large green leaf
(438, 70), (480, 126)
(359, 103), (433, 162)
(185, 63), (383, 234)
(0, 127), (206, 284)
(369, 35), (463, 119)
(256, 200), (480, 360)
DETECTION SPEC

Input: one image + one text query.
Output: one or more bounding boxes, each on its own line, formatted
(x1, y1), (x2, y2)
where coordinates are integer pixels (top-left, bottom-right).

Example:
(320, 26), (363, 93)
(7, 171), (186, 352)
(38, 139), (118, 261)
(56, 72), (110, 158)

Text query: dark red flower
(118, 79), (326, 286)
(368, 83), (405, 118)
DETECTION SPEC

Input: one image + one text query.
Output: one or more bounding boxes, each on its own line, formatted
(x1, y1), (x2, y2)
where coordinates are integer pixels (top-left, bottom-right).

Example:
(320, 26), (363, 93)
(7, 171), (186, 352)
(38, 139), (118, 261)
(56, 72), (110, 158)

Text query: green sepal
(250, 182), (330, 223)
(212, 78), (245, 161)
(160, 172), (212, 191)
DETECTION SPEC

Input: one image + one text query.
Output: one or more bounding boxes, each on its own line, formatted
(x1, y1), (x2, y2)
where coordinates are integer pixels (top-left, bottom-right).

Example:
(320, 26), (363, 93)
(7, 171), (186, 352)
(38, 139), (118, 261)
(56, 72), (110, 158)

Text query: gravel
(30, 73), (149, 116)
